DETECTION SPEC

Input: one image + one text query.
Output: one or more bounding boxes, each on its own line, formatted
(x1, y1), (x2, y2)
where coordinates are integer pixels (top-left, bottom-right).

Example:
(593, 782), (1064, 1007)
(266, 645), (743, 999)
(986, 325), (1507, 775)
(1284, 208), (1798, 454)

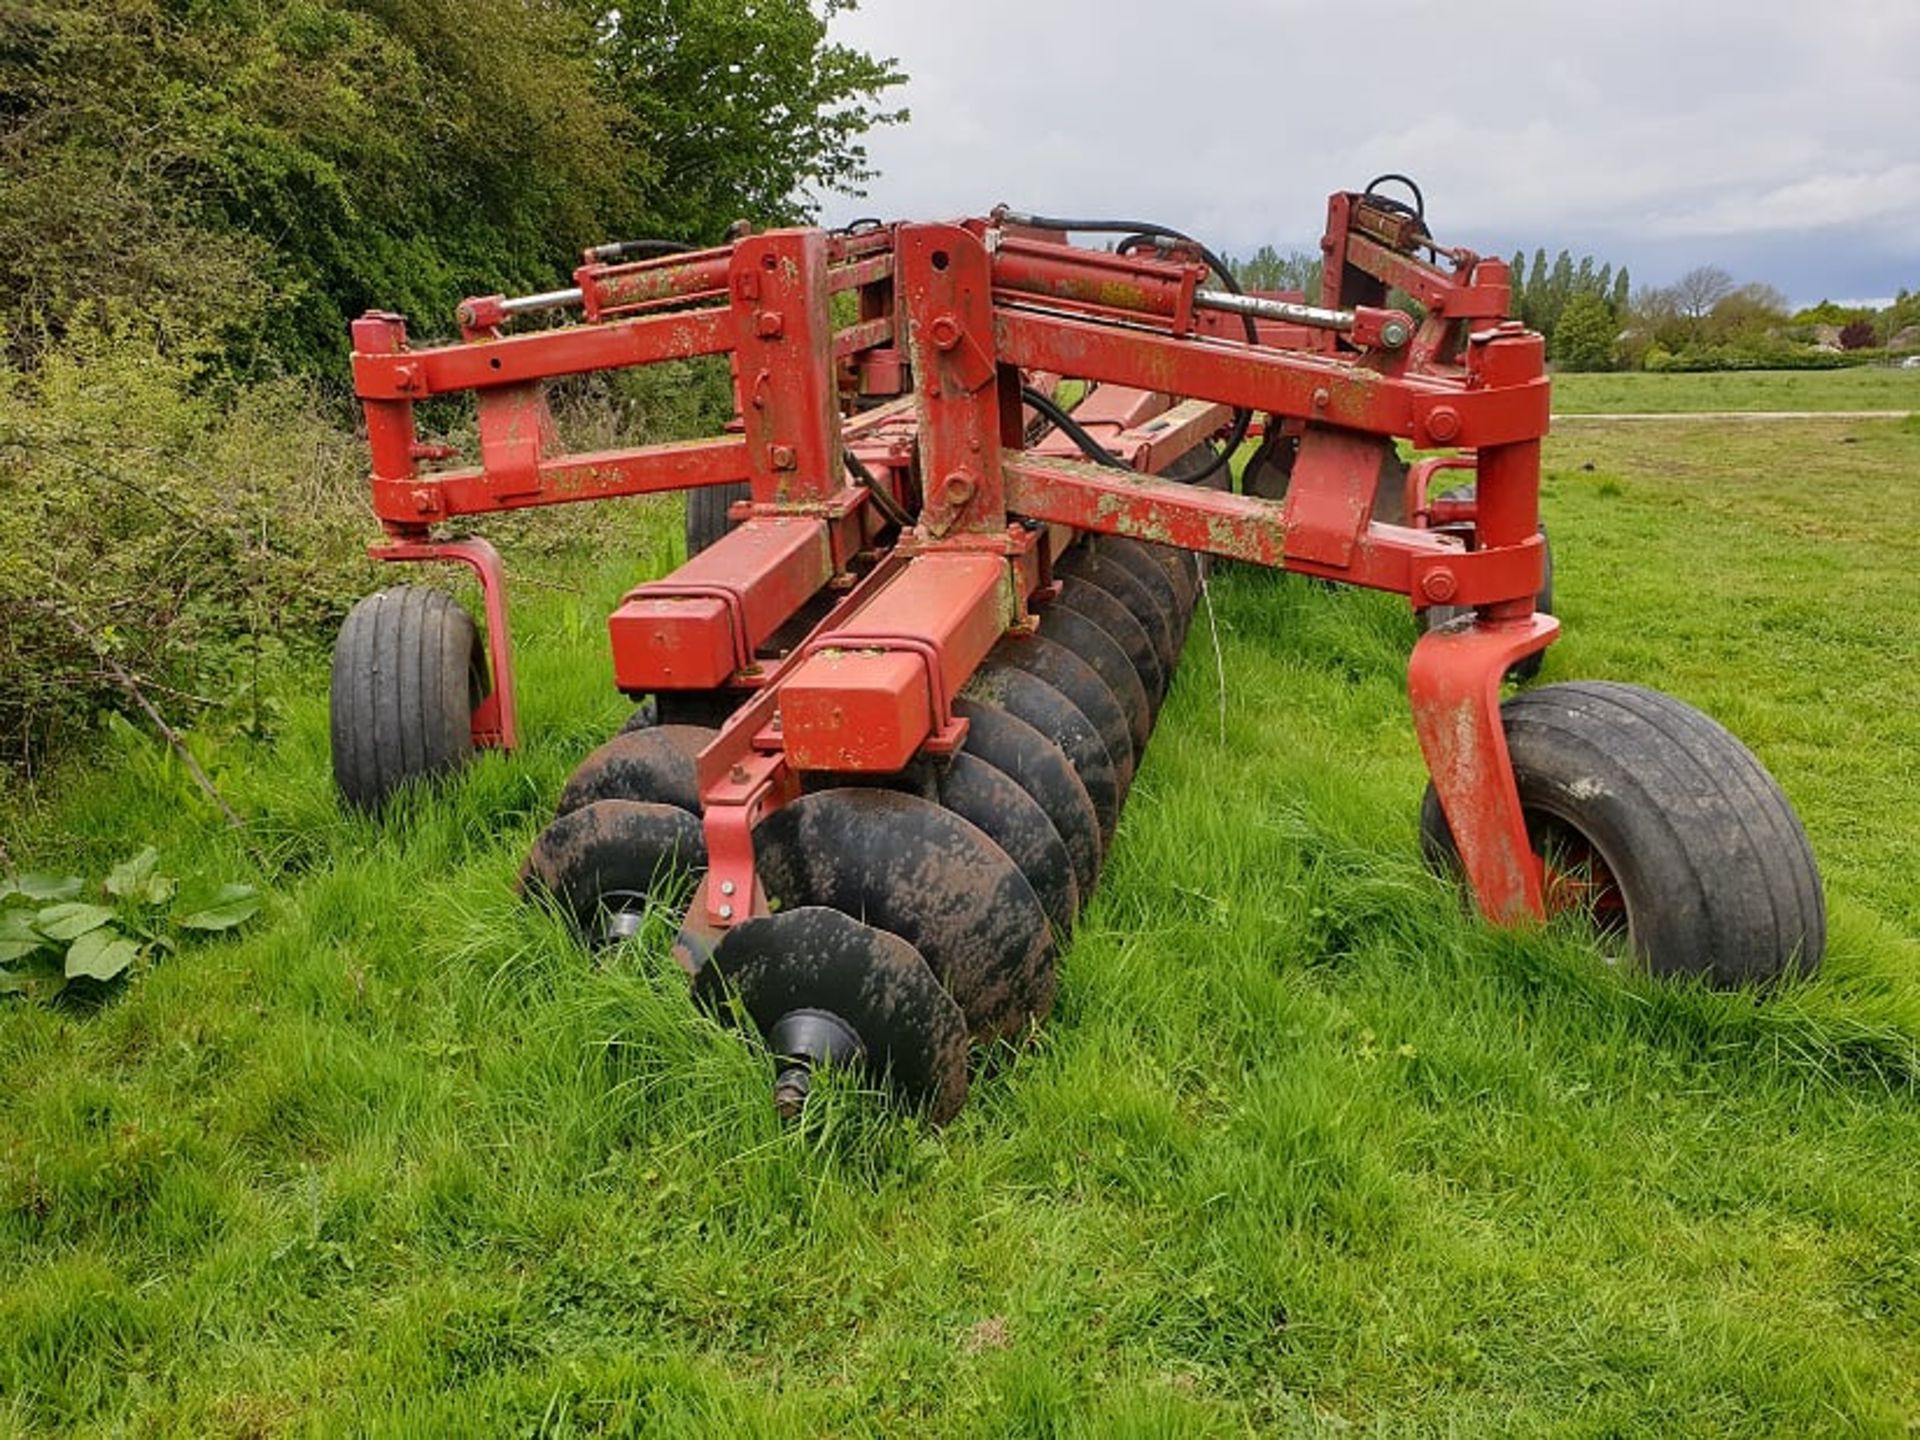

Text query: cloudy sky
(818, 1), (1919, 306)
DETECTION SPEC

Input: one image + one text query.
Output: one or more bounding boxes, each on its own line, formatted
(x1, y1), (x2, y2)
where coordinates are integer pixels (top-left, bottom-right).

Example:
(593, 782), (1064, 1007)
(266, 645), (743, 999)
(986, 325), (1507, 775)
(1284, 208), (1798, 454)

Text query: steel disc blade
(1101, 534), (1197, 622)
(1056, 576), (1167, 707)
(556, 724), (714, 817)
(991, 633), (1135, 800)
(696, 907), (970, 1124)
(1037, 604), (1152, 756)
(1059, 545), (1180, 673)
(955, 697), (1101, 904)
(1103, 536), (1199, 652)
(521, 799), (706, 941)
(751, 789), (1056, 1041)
(964, 662), (1120, 849)
(936, 751), (1079, 937)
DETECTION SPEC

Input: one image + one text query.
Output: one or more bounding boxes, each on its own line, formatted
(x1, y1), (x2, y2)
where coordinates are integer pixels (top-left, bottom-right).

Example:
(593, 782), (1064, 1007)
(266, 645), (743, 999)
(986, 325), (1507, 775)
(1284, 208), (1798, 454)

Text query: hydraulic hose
(996, 208), (1253, 486)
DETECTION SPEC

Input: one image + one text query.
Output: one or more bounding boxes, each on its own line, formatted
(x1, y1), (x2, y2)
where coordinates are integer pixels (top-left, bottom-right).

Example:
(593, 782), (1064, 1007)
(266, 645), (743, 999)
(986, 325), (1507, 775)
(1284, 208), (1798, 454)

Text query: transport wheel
(955, 697), (1102, 905)
(749, 788), (1057, 1043)
(330, 585), (489, 811)
(556, 724), (715, 817)
(522, 799), (707, 945)
(686, 481), (749, 557)
(1418, 681), (1825, 985)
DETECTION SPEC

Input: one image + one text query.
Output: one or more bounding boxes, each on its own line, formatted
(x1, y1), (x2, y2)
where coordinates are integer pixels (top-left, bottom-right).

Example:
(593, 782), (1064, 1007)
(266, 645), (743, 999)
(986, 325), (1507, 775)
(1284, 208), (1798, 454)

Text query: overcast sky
(817, 1), (1919, 306)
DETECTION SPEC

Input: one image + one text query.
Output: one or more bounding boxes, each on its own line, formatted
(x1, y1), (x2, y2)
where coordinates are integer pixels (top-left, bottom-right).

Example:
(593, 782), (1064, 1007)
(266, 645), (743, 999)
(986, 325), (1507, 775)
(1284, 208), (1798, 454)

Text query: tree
(1552, 292), (1617, 371)
(1838, 319), (1877, 350)
(588, 0), (906, 241)
(0, 0), (907, 376)
(1673, 266), (1737, 324)
(1611, 267), (1631, 317)
(1231, 245), (1321, 296)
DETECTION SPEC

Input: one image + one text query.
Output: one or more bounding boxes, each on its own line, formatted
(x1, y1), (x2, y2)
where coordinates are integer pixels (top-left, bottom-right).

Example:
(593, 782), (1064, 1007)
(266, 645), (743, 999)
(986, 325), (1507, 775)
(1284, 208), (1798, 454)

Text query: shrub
(0, 328), (378, 774)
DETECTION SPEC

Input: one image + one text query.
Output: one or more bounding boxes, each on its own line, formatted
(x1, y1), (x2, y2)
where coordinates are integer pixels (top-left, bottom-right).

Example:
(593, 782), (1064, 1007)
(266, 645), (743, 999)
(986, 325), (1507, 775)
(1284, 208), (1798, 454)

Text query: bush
(0, 328), (379, 774)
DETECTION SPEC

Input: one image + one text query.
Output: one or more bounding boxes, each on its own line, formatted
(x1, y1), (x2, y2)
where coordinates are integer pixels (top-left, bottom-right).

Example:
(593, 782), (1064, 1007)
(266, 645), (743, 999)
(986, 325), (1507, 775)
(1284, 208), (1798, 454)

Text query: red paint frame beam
(778, 553), (1011, 772)
(609, 517), (835, 693)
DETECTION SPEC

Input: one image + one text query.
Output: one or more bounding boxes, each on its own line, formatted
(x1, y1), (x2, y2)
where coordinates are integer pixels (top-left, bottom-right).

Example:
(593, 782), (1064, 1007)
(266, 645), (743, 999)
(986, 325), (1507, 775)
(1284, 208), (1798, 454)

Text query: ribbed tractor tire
(330, 586), (488, 811)
(686, 481), (749, 557)
(1418, 681), (1825, 986)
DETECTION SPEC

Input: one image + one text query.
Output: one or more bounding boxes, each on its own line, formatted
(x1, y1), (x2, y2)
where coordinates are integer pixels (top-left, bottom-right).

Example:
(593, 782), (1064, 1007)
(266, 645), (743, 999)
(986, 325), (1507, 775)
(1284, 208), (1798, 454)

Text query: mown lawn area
(2, 398), (1917, 1434)
(1552, 365), (1920, 413)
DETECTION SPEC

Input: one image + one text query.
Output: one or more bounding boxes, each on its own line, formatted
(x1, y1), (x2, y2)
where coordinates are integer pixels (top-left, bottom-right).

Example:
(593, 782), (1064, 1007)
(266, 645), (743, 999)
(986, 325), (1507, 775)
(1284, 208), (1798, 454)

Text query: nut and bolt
(1422, 568), (1458, 603)
(1427, 406), (1461, 442)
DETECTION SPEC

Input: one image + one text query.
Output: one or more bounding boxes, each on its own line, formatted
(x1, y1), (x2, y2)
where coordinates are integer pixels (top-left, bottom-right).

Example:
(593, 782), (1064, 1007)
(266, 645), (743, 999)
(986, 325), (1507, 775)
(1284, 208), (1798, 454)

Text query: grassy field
(1552, 365), (1920, 414)
(3, 399), (1919, 1433)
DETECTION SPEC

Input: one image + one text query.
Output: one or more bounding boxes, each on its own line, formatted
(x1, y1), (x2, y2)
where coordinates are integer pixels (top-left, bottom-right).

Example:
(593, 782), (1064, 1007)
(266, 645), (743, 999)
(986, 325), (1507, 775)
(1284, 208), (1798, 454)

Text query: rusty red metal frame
(348, 187), (1561, 933)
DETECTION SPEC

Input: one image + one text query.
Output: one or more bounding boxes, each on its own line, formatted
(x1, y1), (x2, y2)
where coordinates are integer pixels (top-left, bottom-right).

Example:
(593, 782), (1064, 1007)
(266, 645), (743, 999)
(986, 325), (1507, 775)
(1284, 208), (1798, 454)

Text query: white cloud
(821, 0), (1920, 293)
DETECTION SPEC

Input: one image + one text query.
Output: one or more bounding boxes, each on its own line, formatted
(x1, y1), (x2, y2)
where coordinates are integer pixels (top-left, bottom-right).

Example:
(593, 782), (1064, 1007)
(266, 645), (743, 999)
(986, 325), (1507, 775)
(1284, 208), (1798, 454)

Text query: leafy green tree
(1552, 291), (1617, 371)
(587, 0), (905, 241)
(0, 0), (906, 377)
(1230, 245), (1321, 295)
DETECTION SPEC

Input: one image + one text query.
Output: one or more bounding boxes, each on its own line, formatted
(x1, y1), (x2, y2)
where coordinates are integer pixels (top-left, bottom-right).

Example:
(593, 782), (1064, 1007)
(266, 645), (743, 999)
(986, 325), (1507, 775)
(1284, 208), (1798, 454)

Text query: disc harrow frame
(334, 182), (1826, 1122)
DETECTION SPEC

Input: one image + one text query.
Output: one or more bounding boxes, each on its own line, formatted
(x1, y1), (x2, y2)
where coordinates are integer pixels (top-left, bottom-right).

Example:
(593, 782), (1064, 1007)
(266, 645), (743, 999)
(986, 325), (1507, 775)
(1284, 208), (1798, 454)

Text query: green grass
(4, 410), (1920, 1434)
(1552, 366), (1920, 414)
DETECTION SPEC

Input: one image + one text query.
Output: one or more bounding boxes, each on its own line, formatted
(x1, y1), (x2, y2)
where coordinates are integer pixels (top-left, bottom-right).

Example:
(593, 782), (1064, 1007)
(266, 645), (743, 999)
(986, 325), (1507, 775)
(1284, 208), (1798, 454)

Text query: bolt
(755, 310), (785, 338)
(1312, 387), (1330, 410)
(730, 763), (750, 783)
(943, 472), (976, 507)
(720, 880), (736, 897)
(1423, 568), (1458, 603)
(456, 305), (476, 327)
(773, 1065), (811, 1121)
(929, 315), (962, 351)
(718, 903), (734, 920)
(770, 444), (797, 470)
(1379, 319), (1411, 349)
(1427, 406), (1461, 442)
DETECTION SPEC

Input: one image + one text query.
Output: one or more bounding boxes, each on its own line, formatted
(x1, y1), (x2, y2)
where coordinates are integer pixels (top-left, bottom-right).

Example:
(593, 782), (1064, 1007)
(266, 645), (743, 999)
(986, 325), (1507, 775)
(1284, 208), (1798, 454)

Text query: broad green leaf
(65, 929), (139, 982)
(0, 909), (47, 959)
(34, 902), (116, 942)
(176, 884), (261, 932)
(141, 873), (179, 906)
(10, 874), (84, 902)
(105, 847), (160, 898)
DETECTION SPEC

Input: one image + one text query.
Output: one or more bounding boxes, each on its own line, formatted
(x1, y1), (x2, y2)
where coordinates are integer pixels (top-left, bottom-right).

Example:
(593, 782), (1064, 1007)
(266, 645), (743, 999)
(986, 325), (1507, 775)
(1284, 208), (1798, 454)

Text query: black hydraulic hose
(1020, 386), (1131, 471)
(843, 448), (912, 527)
(999, 208), (1252, 487)
(1020, 384), (1246, 498)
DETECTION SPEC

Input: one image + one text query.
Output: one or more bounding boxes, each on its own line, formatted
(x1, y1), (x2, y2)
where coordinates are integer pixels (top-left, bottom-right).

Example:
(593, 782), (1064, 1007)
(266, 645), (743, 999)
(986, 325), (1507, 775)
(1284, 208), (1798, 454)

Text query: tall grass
(2, 409), (1917, 1433)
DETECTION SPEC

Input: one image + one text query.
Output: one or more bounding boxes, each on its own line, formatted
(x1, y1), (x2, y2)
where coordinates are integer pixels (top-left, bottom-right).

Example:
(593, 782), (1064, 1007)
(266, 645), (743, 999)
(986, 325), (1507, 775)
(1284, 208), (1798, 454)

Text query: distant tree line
(1230, 233), (1916, 374)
